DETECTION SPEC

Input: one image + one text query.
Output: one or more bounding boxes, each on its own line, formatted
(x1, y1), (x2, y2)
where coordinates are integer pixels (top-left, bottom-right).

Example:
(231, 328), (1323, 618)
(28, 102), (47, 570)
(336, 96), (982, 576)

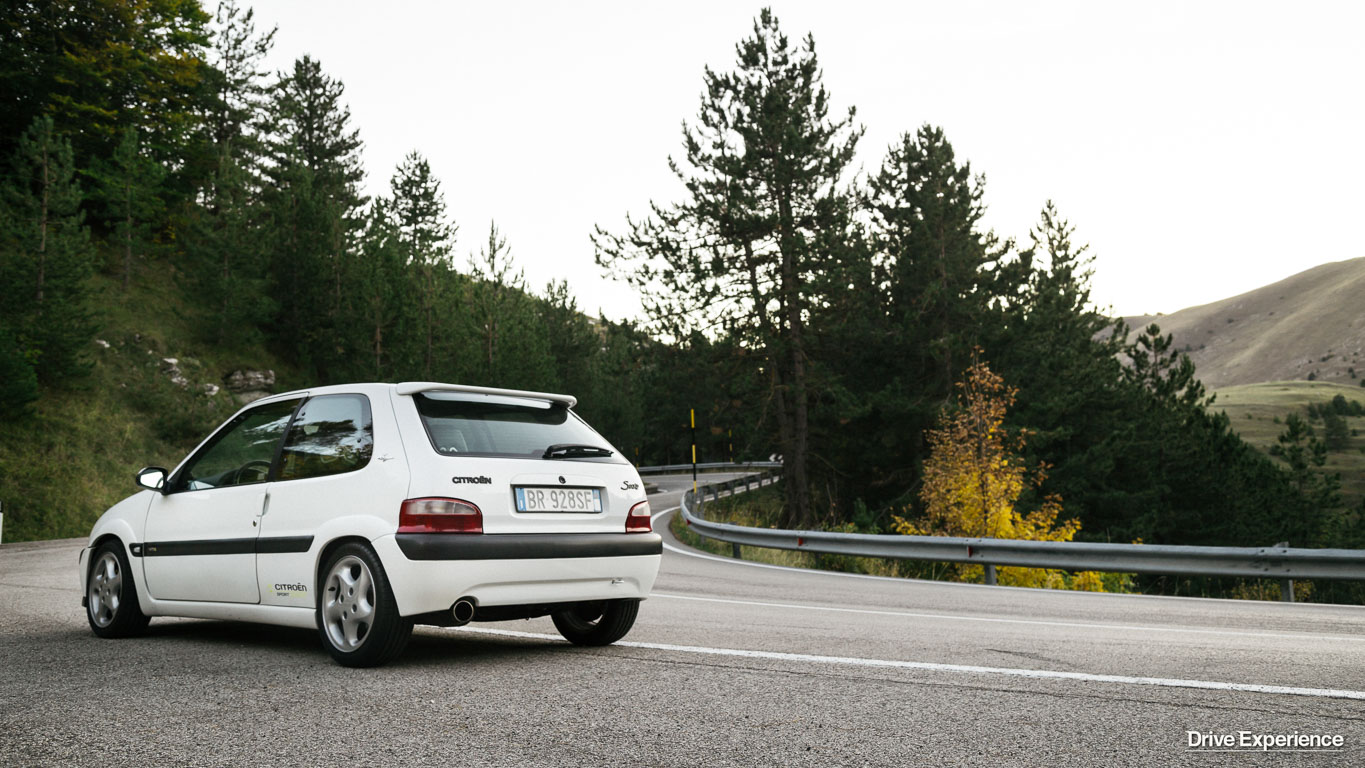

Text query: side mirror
(135, 466), (169, 493)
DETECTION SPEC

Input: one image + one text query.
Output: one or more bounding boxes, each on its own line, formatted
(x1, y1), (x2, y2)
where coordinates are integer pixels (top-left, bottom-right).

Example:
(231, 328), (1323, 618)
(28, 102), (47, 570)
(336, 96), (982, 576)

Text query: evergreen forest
(1, 3), (1359, 600)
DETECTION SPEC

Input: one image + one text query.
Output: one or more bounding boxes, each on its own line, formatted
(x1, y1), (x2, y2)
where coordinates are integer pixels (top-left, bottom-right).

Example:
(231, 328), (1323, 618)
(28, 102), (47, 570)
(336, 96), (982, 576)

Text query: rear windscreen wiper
(543, 443), (614, 459)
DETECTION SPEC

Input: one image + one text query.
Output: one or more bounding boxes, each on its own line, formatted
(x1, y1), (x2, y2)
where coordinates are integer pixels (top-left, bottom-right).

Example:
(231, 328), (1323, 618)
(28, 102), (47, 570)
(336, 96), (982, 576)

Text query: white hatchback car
(79, 382), (661, 666)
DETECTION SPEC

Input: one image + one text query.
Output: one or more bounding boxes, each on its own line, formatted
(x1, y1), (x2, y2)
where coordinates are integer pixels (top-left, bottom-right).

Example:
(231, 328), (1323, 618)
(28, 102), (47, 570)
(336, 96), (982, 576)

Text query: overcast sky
(246, 1), (1364, 322)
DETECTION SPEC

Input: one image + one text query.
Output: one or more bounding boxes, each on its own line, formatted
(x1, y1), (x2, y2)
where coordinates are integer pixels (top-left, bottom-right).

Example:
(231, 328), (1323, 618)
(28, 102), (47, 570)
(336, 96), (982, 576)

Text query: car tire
(551, 599), (640, 646)
(317, 543), (412, 667)
(86, 541), (150, 638)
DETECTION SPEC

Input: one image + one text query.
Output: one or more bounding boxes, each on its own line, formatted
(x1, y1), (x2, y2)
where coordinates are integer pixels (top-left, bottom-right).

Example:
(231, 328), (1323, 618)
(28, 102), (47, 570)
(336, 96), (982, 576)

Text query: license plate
(514, 486), (602, 513)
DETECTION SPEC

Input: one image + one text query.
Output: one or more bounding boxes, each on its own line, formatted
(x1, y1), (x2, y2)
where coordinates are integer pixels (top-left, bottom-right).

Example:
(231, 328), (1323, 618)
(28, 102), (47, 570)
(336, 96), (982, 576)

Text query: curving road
(1, 473), (1362, 766)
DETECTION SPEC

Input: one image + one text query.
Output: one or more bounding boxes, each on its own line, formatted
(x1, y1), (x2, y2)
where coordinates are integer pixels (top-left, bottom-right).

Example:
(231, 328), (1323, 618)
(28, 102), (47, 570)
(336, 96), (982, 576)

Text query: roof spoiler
(394, 382), (577, 408)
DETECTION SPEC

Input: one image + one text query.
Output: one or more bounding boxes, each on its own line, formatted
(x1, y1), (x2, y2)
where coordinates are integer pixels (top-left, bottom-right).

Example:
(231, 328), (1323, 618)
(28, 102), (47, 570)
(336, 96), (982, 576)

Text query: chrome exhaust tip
(451, 598), (476, 626)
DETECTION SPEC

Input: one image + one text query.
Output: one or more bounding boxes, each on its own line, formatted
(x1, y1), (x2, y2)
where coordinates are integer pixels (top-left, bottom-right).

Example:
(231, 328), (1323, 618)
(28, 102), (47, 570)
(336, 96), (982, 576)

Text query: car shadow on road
(398, 626), (570, 667)
(143, 618), (320, 651)
(106, 618), (575, 668)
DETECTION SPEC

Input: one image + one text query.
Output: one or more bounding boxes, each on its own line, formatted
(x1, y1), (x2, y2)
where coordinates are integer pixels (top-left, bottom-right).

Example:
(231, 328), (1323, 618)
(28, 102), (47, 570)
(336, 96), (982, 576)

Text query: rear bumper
(374, 533), (663, 616)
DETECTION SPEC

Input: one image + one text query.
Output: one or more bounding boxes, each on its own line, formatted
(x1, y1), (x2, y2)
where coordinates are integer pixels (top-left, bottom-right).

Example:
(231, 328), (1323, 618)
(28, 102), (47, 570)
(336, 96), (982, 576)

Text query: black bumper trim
(395, 532), (663, 561)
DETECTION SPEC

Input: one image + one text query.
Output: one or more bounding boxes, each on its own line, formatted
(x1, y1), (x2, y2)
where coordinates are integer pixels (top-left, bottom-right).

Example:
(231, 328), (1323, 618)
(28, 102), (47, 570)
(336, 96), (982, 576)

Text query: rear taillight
(399, 498), (483, 534)
(626, 500), (652, 533)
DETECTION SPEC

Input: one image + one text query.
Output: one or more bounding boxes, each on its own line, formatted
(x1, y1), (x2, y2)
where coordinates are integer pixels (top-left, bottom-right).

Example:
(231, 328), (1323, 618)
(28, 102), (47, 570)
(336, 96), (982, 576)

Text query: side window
(277, 395), (374, 482)
(173, 398), (301, 492)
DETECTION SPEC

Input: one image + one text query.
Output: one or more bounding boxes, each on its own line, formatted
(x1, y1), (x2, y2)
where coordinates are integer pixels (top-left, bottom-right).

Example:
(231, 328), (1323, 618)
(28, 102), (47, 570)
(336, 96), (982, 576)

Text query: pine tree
(815, 126), (1007, 519)
(185, 152), (274, 345)
(89, 127), (164, 290)
(386, 151), (455, 378)
(200, 0), (276, 173)
(985, 202), (1131, 528)
(263, 56), (366, 373)
(0, 324), (39, 418)
(345, 204), (410, 379)
(468, 223), (553, 389)
(869, 125), (1005, 391)
(540, 279), (600, 396)
(267, 56), (365, 205)
(0, 116), (95, 384)
(1277, 413), (1340, 509)
(595, 9), (860, 527)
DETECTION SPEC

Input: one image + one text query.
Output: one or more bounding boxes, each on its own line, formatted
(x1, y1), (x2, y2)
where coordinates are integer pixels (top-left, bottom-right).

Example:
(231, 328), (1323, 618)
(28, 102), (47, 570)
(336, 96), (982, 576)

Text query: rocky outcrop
(161, 358), (188, 389)
(223, 369), (276, 404)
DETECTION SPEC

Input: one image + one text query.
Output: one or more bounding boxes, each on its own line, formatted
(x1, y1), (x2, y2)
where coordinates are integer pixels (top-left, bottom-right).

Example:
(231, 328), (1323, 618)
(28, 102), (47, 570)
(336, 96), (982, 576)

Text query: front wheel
(317, 543), (412, 667)
(551, 599), (639, 646)
(86, 541), (150, 638)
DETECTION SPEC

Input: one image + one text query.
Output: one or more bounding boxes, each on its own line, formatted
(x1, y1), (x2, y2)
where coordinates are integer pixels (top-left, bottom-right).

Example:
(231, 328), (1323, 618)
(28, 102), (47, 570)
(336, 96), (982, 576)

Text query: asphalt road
(2, 473), (1362, 766)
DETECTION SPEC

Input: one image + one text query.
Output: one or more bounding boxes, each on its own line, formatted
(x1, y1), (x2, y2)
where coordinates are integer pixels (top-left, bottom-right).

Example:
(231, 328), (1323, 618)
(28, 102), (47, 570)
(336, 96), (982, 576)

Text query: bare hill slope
(1123, 257), (1365, 389)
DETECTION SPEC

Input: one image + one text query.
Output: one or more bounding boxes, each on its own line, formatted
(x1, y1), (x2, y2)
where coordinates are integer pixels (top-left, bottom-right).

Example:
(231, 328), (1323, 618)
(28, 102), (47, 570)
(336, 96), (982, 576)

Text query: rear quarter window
(277, 394), (374, 481)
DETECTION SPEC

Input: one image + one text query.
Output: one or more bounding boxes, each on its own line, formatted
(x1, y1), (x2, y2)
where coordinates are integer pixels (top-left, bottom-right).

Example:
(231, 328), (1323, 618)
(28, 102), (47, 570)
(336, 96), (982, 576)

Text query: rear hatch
(399, 390), (646, 535)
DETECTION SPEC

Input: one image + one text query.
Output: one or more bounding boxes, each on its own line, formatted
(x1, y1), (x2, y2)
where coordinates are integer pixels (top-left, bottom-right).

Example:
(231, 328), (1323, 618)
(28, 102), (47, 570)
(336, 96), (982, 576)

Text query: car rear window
(413, 393), (621, 461)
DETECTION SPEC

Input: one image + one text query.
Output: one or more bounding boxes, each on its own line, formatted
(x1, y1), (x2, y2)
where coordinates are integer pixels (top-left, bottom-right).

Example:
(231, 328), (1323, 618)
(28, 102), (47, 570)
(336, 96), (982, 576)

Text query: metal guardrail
(636, 461), (781, 475)
(674, 469), (1365, 602)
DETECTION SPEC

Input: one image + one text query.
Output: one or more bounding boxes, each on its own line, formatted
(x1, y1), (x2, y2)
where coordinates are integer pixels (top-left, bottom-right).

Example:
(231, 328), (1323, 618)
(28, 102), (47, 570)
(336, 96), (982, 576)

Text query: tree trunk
(776, 194), (812, 528)
(222, 220), (231, 333)
(36, 139), (48, 310)
(424, 263), (434, 379)
(123, 177), (132, 291)
(373, 315), (383, 377)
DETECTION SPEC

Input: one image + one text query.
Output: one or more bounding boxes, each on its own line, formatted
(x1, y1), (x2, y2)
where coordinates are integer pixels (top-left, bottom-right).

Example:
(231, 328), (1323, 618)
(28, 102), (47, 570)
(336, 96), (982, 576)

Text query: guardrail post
(983, 564), (998, 586)
(731, 542), (742, 559)
(1273, 542), (1294, 602)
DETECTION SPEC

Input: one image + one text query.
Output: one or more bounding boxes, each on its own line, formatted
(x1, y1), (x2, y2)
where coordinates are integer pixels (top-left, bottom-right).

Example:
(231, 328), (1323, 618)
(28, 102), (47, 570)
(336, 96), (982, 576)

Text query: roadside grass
(1213, 380), (1365, 509)
(0, 266), (299, 543)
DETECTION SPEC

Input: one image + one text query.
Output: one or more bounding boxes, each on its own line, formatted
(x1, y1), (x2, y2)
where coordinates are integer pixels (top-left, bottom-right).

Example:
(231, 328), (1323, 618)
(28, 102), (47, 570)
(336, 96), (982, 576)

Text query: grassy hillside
(1213, 381), (1365, 509)
(1124, 257), (1365, 389)
(0, 269), (300, 543)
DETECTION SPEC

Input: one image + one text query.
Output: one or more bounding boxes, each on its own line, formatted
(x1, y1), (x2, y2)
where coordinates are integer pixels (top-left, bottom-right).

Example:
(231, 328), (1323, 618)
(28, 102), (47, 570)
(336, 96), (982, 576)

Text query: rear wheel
(317, 543), (412, 667)
(551, 599), (639, 646)
(86, 541), (150, 638)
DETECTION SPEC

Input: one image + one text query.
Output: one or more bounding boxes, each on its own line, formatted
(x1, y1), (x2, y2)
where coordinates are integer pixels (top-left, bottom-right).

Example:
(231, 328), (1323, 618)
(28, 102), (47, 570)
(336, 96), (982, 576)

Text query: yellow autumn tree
(894, 353), (1106, 591)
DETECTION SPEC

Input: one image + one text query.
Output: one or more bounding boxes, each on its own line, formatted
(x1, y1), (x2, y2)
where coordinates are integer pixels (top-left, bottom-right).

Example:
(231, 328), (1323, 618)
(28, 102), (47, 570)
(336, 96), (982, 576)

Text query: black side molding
(255, 536), (315, 555)
(395, 532), (663, 561)
(133, 536), (314, 557)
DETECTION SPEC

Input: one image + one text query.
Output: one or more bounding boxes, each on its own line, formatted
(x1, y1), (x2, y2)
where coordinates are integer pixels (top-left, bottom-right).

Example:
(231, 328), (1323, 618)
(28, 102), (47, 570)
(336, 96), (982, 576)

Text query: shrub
(1324, 412), (1350, 451)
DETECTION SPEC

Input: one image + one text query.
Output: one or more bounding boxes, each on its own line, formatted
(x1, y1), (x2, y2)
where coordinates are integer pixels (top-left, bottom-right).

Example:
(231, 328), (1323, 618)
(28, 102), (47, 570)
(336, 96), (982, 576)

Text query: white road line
(648, 592), (1365, 643)
(449, 625), (1365, 701)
